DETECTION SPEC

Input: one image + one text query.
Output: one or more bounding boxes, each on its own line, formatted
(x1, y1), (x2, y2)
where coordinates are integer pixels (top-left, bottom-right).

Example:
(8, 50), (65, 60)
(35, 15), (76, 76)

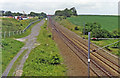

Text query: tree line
(0, 10), (47, 18)
(55, 7), (77, 17)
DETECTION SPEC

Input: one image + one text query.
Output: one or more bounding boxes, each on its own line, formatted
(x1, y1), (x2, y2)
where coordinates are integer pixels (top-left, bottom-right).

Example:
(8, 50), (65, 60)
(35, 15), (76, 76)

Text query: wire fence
(2, 19), (40, 38)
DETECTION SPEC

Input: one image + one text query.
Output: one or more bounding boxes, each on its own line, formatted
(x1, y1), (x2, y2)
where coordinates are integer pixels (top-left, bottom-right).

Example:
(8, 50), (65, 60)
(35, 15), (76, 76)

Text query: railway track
(73, 39), (120, 71)
(48, 17), (120, 77)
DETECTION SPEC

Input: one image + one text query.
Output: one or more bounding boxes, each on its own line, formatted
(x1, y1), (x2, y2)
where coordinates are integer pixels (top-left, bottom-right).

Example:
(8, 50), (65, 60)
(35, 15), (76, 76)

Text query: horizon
(0, 0), (119, 15)
(0, 10), (119, 16)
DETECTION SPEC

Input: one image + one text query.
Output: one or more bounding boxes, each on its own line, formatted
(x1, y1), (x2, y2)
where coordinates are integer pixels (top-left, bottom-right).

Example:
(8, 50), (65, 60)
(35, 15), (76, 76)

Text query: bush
(48, 34), (52, 38)
(74, 26), (79, 30)
(82, 22), (113, 38)
(50, 54), (60, 65)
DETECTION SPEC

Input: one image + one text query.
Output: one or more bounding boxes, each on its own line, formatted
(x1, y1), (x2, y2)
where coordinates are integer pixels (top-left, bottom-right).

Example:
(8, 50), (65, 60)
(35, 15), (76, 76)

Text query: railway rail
(48, 17), (120, 77)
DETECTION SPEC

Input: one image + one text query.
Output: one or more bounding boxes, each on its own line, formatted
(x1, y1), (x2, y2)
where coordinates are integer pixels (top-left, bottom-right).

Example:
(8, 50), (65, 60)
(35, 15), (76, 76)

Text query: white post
(17, 31), (18, 34)
(20, 31), (21, 34)
(22, 30), (24, 33)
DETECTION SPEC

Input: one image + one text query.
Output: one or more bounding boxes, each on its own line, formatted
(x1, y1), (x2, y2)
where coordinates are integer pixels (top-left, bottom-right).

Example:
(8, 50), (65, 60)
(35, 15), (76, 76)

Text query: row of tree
(28, 12), (47, 18)
(55, 7), (77, 17)
(0, 10), (47, 18)
(0, 11), (22, 16)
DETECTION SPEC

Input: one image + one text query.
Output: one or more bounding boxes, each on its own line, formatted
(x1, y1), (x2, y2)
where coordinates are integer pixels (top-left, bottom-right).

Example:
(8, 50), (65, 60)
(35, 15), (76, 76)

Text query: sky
(0, 0), (119, 15)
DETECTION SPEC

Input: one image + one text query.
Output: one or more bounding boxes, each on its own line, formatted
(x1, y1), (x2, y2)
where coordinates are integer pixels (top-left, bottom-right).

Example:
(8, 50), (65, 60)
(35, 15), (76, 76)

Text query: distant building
(47, 15), (53, 17)
(14, 16), (30, 20)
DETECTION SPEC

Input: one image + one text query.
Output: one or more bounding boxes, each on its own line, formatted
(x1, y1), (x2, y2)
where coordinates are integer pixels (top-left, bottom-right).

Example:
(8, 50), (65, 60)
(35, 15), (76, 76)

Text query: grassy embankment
(2, 38), (24, 73)
(8, 49), (28, 76)
(22, 20), (66, 76)
(2, 17), (40, 38)
(54, 15), (119, 56)
(2, 18), (41, 73)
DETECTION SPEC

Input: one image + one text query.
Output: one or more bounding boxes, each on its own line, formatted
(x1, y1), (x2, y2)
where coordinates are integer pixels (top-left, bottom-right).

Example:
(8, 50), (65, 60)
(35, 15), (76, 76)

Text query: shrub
(48, 34), (52, 38)
(50, 54), (60, 65)
(74, 26), (79, 30)
(83, 22), (112, 38)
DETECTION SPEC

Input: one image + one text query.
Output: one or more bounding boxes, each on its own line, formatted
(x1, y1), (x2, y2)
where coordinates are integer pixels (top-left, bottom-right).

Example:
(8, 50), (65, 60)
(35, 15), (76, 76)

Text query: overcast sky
(0, 0), (119, 15)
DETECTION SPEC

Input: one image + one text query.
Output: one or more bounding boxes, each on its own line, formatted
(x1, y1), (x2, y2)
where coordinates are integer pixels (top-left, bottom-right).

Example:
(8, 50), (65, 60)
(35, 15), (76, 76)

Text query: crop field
(67, 15), (118, 31)
(22, 20), (66, 76)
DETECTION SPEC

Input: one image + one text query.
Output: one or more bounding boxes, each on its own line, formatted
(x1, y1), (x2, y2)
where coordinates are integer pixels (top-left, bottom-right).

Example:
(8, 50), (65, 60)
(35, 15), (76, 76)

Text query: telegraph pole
(84, 22), (85, 35)
(88, 32), (91, 78)
(83, 22), (85, 39)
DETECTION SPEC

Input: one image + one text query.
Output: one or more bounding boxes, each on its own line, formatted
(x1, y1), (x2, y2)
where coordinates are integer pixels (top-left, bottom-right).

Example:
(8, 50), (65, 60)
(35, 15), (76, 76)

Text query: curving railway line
(48, 17), (120, 77)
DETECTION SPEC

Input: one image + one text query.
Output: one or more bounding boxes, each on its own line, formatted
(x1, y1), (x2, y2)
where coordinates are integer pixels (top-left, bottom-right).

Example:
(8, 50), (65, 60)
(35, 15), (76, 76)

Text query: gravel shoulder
(48, 19), (95, 76)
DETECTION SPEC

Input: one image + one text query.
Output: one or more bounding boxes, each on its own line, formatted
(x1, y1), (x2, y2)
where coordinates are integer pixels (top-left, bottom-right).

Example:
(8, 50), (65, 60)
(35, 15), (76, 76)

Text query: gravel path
(2, 20), (45, 76)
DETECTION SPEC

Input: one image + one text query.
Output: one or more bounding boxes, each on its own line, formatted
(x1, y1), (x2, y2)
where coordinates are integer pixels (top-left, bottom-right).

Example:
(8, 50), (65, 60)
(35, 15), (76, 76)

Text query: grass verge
(2, 18), (41, 73)
(8, 49), (28, 76)
(2, 38), (24, 72)
(13, 20), (41, 38)
(22, 20), (66, 76)
(2, 18), (38, 32)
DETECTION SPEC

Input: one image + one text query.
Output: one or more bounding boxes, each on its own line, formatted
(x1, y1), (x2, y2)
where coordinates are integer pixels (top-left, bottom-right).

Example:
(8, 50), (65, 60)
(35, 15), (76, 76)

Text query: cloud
(0, 0), (119, 15)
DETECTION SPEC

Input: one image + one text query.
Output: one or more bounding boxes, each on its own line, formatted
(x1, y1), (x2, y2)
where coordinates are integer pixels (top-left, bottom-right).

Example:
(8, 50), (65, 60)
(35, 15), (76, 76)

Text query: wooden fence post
(17, 31), (18, 35)
(9, 31), (10, 37)
(4, 31), (6, 38)
(13, 31), (14, 36)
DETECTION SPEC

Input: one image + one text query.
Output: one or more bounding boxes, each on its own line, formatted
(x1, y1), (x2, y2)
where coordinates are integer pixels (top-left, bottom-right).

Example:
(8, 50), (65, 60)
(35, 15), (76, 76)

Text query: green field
(67, 15), (118, 31)
(22, 20), (66, 76)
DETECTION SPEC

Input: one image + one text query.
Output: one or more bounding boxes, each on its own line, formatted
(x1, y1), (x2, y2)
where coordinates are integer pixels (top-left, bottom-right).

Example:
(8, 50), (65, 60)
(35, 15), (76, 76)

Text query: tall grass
(2, 38), (24, 72)
(2, 18), (38, 32)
